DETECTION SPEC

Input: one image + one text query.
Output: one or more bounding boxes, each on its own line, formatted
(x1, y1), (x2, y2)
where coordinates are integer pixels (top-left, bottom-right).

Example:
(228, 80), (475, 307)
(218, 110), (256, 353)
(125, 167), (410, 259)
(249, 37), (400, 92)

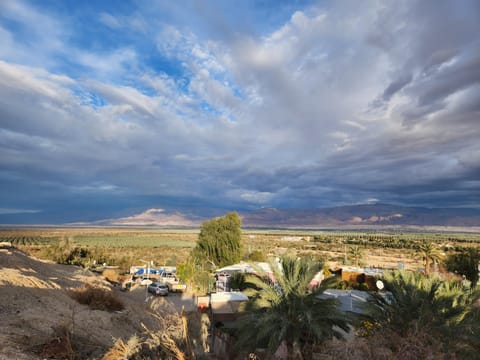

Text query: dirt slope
(0, 246), (168, 359)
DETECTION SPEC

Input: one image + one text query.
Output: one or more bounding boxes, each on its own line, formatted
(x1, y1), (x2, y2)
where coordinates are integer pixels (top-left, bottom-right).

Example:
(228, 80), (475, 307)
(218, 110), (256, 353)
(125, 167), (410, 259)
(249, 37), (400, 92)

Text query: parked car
(147, 282), (169, 296)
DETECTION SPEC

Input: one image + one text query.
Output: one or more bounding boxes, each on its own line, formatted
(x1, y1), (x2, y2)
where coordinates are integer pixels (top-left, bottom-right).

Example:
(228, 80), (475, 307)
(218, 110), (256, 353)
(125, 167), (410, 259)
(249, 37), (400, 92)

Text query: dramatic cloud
(0, 0), (479, 223)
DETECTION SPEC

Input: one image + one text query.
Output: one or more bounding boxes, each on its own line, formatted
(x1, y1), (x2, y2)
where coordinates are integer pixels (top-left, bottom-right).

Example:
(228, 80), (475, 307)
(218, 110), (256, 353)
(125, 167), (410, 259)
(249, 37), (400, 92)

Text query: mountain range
(91, 204), (480, 230)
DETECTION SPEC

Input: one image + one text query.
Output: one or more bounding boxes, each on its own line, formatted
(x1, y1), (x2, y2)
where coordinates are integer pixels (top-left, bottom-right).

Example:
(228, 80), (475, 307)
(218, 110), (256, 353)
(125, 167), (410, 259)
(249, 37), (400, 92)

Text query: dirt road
(116, 284), (197, 313)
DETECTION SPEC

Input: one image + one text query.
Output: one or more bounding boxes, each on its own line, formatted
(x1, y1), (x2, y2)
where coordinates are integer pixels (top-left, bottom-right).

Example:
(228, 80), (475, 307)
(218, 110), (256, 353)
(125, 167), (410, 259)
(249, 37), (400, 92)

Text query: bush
(445, 248), (480, 284)
(69, 285), (124, 312)
(245, 250), (266, 262)
(40, 324), (75, 360)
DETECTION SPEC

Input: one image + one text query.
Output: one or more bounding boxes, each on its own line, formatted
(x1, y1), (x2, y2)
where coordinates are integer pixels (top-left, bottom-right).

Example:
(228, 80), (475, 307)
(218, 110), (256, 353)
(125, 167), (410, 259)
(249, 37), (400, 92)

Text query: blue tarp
(134, 268), (158, 275)
(133, 267), (176, 275)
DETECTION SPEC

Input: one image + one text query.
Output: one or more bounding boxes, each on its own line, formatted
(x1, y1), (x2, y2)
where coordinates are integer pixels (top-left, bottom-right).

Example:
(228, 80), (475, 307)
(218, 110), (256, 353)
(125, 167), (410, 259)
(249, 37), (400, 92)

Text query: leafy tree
(192, 212), (242, 269)
(445, 248), (480, 285)
(416, 240), (443, 275)
(235, 256), (349, 359)
(176, 260), (195, 285)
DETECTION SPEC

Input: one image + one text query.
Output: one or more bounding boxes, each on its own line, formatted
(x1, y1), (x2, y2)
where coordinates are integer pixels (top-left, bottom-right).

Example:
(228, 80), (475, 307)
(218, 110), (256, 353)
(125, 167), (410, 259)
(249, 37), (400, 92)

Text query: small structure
(341, 266), (365, 283)
(341, 266), (384, 290)
(210, 292), (249, 324)
(318, 289), (371, 314)
(214, 261), (275, 292)
(0, 241), (12, 248)
(197, 295), (210, 313)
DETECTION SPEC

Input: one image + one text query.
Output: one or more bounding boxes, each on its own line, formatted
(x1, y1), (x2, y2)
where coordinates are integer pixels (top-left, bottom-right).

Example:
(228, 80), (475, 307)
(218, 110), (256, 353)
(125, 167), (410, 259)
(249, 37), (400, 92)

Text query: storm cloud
(0, 0), (479, 223)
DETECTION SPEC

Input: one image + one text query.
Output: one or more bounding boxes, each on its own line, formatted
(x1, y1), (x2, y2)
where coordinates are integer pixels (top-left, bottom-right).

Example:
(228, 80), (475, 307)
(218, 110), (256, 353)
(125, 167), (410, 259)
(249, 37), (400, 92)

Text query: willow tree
(192, 211), (242, 269)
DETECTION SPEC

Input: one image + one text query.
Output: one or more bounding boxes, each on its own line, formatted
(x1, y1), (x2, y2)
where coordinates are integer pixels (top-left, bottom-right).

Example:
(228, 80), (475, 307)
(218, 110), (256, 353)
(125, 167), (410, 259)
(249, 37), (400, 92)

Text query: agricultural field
(1, 227), (479, 273)
(0, 228), (199, 272)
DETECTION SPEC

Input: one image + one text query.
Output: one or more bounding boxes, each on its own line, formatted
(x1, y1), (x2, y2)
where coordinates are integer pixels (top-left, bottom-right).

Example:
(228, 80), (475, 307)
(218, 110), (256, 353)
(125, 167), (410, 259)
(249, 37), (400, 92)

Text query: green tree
(235, 256), (349, 359)
(176, 260), (195, 285)
(192, 212), (242, 269)
(416, 240), (443, 275)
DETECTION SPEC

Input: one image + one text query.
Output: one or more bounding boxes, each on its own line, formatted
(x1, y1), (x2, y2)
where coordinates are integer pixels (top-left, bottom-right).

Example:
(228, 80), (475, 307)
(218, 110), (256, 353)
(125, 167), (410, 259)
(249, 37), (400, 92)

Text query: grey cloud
(369, 0), (480, 118)
(415, 52), (480, 107)
(1, 1), (480, 223)
(382, 74), (413, 101)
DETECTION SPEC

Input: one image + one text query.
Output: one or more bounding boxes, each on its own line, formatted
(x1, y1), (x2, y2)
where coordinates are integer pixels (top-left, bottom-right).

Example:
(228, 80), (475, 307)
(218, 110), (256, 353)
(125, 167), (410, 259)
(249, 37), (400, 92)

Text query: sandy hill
(0, 246), (184, 359)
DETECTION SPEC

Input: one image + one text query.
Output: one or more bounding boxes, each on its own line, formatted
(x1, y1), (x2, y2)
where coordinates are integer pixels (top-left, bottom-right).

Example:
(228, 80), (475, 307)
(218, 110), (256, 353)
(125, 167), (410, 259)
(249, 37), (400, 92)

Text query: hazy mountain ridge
(92, 204), (480, 229)
(240, 204), (480, 228)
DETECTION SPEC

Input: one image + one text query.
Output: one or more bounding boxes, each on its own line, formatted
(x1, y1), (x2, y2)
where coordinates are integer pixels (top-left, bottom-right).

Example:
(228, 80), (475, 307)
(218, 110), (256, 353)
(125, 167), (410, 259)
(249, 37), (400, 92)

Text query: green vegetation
(445, 248), (480, 284)
(2, 226), (479, 278)
(244, 249), (266, 262)
(368, 270), (480, 358)
(0, 229), (199, 273)
(192, 211), (242, 268)
(73, 235), (194, 248)
(236, 256), (349, 359)
(0, 235), (58, 246)
(416, 239), (444, 275)
(348, 245), (363, 267)
(310, 231), (480, 250)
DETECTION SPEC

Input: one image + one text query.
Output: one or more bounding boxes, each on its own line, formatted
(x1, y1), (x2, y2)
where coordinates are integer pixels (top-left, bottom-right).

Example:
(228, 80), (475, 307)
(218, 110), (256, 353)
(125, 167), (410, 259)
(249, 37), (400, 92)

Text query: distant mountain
(91, 208), (202, 227)
(240, 204), (480, 229)
(91, 204), (480, 229)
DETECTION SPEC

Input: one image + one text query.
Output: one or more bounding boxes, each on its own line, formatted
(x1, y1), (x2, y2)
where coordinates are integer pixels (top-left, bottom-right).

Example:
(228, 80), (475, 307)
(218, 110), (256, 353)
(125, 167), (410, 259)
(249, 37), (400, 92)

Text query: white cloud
(0, 208), (41, 215)
(239, 191), (275, 204)
(74, 48), (138, 78)
(99, 12), (121, 29)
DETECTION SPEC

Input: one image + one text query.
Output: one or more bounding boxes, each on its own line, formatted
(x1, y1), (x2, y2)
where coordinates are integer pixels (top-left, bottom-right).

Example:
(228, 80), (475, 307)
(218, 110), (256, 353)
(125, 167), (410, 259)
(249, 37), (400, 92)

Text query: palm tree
(453, 292), (480, 357)
(348, 245), (363, 267)
(372, 271), (449, 335)
(417, 240), (443, 275)
(369, 270), (478, 357)
(235, 256), (349, 359)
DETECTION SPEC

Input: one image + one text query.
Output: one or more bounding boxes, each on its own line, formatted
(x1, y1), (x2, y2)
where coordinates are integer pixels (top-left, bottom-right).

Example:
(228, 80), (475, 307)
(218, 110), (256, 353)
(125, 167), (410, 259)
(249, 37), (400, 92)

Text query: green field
(0, 235), (58, 246)
(72, 235), (195, 248)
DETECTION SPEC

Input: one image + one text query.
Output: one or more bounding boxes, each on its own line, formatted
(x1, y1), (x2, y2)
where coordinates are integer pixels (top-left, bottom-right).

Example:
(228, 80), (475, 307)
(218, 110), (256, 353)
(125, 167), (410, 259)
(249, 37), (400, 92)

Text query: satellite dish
(376, 280), (384, 290)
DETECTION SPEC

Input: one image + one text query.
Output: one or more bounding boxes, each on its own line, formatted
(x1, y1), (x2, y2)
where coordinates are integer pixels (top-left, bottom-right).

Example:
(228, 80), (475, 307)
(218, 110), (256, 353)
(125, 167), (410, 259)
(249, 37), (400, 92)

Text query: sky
(0, 0), (479, 223)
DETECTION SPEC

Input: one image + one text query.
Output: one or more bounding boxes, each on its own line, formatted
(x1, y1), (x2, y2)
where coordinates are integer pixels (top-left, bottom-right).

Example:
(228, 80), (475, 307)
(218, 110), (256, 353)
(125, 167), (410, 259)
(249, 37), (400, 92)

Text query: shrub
(102, 336), (141, 360)
(245, 250), (266, 262)
(40, 324), (75, 360)
(69, 285), (124, 312)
